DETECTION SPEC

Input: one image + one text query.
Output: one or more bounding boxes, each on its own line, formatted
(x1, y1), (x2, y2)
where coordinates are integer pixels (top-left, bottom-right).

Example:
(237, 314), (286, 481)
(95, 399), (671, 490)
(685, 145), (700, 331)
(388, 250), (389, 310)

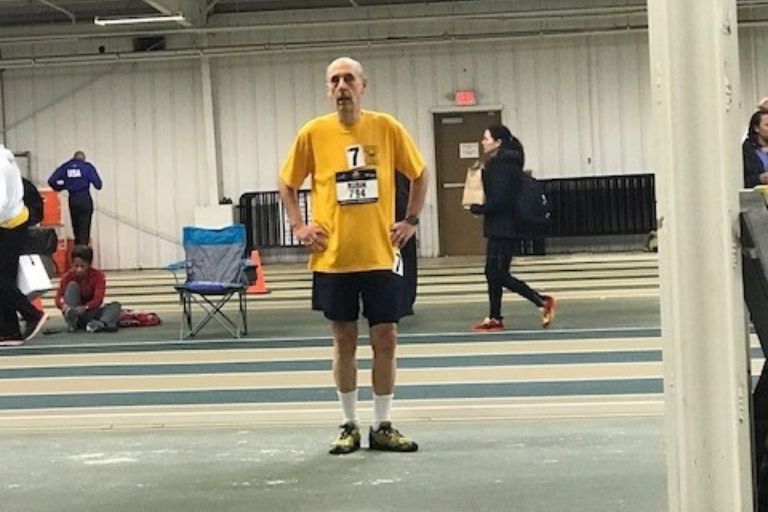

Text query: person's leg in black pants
(0, 294), (22, 338)
(754, 367), (768, 512)
(69, 196), (93, 246)
(485, 237), (546, 320)
(0, 225), (43, 338)
(91, 302), (121, 332)
(741, 251), (768, 510)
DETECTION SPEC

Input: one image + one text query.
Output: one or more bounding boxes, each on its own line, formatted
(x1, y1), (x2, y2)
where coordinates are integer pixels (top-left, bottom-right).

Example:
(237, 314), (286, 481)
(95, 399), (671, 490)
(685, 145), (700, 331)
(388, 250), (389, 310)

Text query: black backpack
(23, 227), (58, 255)
(22, 177), (43, 225)
(515, 173), (552, 227)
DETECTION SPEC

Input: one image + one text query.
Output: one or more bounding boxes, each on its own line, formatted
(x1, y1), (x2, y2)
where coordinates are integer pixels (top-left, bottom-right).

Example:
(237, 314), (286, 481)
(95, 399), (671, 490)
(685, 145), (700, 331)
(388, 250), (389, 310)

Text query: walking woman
(468, 125), (556, 331)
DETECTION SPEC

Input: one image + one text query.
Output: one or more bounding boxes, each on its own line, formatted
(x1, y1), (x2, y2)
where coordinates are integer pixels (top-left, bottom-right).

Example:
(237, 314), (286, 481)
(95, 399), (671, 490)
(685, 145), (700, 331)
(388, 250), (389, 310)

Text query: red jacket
(55, 267), (106, 311)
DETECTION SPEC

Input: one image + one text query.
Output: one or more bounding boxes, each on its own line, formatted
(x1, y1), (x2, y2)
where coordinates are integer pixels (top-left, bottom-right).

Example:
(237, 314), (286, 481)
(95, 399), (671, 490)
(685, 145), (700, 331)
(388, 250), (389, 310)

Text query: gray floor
(3, 257), (667, 511)
(32, 296), (661, 346)
(1, 418), (665, 512)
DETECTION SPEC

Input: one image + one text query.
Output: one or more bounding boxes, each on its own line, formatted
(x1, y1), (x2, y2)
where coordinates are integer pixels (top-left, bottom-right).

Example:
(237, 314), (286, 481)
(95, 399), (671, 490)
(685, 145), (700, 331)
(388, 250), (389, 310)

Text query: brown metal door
(434, 110), (501, 255)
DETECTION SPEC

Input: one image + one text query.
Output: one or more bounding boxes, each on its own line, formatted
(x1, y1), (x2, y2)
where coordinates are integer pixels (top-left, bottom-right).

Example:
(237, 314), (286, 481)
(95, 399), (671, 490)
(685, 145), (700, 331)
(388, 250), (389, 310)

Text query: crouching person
(55, 245), (120, 333)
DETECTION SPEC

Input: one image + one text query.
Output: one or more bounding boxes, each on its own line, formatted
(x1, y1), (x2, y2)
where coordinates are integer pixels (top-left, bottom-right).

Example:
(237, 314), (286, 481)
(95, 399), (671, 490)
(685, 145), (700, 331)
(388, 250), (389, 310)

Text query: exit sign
(454, 89), (477, 106)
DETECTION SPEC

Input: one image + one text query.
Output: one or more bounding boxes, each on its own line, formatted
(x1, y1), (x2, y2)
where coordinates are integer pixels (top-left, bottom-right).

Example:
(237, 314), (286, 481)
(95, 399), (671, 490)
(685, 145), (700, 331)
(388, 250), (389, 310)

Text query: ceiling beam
(35, 0), (76, 24)
(207, 0), (222, 15)
(142, 0), (206, 26)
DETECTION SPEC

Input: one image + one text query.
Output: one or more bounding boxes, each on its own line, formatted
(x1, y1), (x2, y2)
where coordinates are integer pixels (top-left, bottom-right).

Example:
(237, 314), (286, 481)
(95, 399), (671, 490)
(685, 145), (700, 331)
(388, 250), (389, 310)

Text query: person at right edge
(469, 125), (556, 332)
(742, 107), (768, 511)
(744, 109), (768, 188)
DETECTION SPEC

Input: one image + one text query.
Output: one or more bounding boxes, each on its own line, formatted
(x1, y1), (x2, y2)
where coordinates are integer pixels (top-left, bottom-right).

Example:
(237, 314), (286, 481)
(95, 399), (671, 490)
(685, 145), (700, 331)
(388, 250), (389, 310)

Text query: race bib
(335, 168), (379, 205)
(392, 250), (403, 277)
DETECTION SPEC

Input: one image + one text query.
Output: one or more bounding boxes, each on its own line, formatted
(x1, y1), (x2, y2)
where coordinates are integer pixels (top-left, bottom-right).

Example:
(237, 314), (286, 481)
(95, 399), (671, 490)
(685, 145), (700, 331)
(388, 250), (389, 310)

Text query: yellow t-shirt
(280, 110), (425, 273)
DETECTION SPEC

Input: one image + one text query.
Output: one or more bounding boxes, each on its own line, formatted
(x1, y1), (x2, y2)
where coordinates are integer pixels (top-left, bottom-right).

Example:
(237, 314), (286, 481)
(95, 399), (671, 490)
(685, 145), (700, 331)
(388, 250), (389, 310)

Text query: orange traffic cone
(247, 250), (269, 294)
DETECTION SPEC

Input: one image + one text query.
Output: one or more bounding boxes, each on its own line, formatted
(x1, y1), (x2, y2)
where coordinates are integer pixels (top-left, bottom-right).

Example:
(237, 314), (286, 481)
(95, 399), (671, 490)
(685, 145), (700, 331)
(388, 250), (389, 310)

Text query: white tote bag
(17, 254), (53, 298)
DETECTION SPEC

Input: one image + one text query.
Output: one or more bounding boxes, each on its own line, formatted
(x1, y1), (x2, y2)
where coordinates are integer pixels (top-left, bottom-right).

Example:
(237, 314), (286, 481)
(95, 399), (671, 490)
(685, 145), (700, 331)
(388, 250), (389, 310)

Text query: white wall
(740, 27), (768, 120)
(3, 23), (768, 267)
(3, 61), (208, 269)
(211, 33), (653, 259)
(213, 33), (652, 187)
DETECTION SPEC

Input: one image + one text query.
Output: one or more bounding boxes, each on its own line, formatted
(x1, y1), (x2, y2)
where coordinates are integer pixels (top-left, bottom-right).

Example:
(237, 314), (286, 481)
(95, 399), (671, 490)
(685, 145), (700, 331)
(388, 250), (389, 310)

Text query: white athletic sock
(338, 389), (358, 425)
(372, 393), (393, 431)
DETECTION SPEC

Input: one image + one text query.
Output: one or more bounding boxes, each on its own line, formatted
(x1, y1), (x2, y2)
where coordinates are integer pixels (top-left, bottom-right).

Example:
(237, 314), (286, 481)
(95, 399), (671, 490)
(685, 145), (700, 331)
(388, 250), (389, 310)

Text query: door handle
(442, 183), (464, 189)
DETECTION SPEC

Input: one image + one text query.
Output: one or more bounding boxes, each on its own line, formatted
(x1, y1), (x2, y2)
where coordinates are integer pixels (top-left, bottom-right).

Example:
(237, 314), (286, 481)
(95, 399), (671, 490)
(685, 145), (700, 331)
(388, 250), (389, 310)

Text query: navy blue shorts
(312, 270), (406, 326)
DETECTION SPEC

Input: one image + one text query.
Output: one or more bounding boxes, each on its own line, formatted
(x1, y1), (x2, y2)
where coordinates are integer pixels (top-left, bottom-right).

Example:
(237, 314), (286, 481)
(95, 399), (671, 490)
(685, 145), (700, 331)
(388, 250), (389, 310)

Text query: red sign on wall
(454, 89), (477, 106)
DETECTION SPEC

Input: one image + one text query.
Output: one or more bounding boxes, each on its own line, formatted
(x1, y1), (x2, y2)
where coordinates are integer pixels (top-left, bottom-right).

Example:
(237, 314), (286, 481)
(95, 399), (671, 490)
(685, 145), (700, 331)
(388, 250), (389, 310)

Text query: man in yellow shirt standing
(279, 57), (428, 454)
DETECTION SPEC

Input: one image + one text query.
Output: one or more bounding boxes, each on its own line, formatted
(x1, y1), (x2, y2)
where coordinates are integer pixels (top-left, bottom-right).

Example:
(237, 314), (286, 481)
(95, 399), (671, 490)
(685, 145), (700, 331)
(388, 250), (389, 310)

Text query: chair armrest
(165, 260), (188, 271)
(165, 260), (189, 284)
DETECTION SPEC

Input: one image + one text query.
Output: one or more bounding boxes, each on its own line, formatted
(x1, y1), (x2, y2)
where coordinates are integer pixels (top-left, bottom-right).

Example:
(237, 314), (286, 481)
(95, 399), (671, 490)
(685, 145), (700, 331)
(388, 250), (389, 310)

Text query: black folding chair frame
(175, 286), (248, 339)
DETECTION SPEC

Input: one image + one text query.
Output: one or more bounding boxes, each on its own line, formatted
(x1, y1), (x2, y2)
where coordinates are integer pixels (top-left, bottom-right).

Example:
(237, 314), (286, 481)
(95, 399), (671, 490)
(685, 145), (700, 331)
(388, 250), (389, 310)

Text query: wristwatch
(404, 214), (419, 226)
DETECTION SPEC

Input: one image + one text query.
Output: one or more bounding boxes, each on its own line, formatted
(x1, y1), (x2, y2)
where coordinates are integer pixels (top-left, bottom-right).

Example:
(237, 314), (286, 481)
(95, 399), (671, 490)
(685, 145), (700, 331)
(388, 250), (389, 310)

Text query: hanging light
(94, 14), (185, 26)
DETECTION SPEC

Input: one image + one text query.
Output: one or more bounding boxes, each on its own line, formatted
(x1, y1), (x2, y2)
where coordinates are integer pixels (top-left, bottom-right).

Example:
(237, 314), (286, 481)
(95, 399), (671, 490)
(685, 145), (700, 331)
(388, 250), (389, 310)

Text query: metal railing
(239, 173), (657, 251)
(542, 173), (657, 237)
(238, 190), (310, 250)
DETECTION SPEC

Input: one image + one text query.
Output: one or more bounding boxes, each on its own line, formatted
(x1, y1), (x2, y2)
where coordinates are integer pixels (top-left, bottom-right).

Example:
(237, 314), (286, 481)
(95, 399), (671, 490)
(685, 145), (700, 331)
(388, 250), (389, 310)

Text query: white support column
(194, 53), (231, 227)
(200, 54), (220, 207)
(647, 1), (753, 511)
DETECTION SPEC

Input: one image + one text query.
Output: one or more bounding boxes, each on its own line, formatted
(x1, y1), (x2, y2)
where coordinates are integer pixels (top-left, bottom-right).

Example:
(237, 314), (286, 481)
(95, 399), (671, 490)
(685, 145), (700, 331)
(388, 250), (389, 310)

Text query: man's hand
(74, 306), (87, 315)
(390, 221), (416, 248)
(293, 223), (328, 252)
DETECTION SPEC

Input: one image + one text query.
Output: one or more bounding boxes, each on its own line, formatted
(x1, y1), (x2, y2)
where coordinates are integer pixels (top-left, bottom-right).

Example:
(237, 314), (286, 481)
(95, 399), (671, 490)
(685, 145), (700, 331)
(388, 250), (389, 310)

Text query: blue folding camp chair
(166, 224), (253, 339)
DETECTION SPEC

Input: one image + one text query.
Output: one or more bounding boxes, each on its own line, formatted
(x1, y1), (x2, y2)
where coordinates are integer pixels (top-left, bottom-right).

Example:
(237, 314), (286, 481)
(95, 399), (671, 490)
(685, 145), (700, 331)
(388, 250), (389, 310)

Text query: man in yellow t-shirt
(279, 57), (428, 455)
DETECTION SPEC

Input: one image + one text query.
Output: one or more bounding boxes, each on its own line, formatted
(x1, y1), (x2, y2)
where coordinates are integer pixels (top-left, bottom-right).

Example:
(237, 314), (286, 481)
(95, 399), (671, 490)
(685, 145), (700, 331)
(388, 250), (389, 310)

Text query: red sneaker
(471, 317), (504, 332)
(540, 296), (557, 328)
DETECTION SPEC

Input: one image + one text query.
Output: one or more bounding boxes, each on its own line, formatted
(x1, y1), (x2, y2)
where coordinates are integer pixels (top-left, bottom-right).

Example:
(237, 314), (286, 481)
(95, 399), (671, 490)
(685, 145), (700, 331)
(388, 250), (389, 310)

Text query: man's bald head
(326, 57), (366, 84)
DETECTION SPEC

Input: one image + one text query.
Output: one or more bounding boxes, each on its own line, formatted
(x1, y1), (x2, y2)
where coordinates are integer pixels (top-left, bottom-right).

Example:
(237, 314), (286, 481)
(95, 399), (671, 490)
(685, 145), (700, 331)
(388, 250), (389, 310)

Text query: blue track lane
(0, 379), (665, 410)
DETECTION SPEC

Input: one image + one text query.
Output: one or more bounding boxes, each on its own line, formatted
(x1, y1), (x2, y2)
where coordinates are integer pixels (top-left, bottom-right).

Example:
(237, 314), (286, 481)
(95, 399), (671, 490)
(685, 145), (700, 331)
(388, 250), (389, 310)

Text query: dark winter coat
(470, 148), (525, 239)
(743, 138), (767, 188)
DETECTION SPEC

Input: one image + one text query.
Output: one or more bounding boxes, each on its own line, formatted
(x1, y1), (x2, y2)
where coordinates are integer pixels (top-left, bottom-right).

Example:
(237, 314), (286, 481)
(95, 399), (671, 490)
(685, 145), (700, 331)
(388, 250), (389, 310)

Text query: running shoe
(471, 317), (504, 332)
(369, 422), (418, 452)
(329, 422), (361, 455)
(540, 296), (557, 328)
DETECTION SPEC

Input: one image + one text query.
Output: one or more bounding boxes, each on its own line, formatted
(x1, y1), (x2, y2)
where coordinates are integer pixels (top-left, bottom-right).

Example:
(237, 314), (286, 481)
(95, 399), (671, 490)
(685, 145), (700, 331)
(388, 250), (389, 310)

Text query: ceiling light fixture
(94, 14), (185, 26)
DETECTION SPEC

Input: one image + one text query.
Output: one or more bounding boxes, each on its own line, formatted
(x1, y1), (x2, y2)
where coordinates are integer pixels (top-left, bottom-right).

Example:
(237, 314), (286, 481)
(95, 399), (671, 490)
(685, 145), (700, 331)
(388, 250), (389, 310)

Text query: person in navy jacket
(48, 151), (102, 245)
